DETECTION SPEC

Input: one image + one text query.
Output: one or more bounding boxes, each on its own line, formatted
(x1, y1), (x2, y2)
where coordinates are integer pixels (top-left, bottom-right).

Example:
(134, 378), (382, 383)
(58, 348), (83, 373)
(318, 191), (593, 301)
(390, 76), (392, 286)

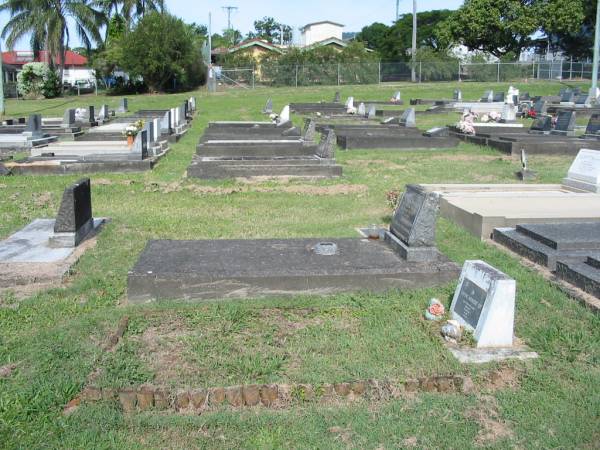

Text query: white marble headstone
(562, 149), (600, 193)
(501, 103), (517, 122)
(279, 105), (290, 123)
(450, 260), (515, 348)
(357, 102), (366, 116)
(393, 91), (401, 101)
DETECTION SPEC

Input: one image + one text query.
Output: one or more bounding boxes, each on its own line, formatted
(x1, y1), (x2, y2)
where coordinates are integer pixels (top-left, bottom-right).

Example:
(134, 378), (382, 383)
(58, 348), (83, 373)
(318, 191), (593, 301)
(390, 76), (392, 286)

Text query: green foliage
(440, 0), (539, 59)
(246, 16), (292, 44)
(118, 12), (206, 92)
(543, 0), (594, 59)
(16, 62), (61, 99)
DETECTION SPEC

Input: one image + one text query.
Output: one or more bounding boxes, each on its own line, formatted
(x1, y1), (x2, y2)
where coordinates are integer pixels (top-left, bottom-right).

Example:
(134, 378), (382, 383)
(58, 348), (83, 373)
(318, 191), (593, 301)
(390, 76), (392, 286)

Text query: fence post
(419, 61), (422, 83)
(497, 62), (500, 83)
(252, 65), (255, 89)
(295, 65), (298, 88)
(569, 58), (573, 80)
(532, 61), (535, 80)
(378, 61), (381, 84)
(337, 63), (340, 86)
(458, 61), (461, 82)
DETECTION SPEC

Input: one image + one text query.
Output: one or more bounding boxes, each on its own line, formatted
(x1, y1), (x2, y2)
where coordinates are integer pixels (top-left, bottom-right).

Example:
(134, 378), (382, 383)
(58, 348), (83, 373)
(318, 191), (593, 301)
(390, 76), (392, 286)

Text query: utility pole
(396, 0), (400, 21)
(411, 0), (417, 82)
(222, 6), (238, 31)
(591, 0), (600, 100)
(0, 40), (4, 115)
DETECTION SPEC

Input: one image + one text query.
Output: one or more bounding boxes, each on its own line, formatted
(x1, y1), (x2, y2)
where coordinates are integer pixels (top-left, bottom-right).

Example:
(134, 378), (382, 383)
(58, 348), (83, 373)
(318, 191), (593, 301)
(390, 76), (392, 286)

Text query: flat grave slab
(419, 183), (600, 239)
(556, 256), (600, 299)
(128, 238), (458, 303)
(338, 133), (459, 150)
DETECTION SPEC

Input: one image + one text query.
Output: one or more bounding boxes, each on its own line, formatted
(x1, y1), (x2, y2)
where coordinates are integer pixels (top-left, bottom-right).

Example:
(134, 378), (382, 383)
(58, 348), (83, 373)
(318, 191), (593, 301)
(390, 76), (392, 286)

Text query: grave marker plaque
(450, 260), (516, 348)
(390, 184), (438, 247)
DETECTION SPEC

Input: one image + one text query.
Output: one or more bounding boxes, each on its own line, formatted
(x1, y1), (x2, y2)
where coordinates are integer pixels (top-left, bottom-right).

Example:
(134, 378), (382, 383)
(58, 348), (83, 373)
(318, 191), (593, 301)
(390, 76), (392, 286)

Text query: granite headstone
(399, 108), (416, 128)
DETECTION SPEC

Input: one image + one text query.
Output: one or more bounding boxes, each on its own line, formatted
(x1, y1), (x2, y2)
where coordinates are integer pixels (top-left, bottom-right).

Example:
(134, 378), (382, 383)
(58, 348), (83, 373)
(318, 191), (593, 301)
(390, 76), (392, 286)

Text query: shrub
(17, 62), (62, 99)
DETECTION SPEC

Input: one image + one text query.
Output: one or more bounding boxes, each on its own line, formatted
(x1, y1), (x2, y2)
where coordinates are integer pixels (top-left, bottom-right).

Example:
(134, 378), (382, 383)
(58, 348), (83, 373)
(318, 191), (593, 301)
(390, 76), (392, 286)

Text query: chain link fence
(215, 60), (597, 88)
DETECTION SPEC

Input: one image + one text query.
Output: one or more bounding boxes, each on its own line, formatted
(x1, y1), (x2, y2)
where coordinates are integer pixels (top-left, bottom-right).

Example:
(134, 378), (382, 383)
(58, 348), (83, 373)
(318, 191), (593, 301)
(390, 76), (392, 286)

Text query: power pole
(592, 0), (600, 99)
(396, 0), (400, 21)
(222, 6), (238, 31)
(0, 40), (4, 115)
(411, 0), (417, 82)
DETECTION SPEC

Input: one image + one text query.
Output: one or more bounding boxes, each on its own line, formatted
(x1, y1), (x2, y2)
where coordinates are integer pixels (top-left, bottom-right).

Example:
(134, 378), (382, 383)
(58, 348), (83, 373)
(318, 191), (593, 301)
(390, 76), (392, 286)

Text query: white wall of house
(301, 23), (343, 47)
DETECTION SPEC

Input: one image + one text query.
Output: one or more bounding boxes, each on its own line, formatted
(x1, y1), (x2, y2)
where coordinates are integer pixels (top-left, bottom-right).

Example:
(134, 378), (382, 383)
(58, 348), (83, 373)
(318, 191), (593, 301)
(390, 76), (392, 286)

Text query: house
(225, 39), (284, 62)
(299, 21), (345, 47)
(1, 50), (94, 86)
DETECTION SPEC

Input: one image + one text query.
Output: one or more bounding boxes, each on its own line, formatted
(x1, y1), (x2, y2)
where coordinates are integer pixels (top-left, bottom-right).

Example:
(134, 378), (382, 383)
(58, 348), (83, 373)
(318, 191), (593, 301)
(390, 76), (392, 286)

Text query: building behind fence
(217, 60), (597, 88)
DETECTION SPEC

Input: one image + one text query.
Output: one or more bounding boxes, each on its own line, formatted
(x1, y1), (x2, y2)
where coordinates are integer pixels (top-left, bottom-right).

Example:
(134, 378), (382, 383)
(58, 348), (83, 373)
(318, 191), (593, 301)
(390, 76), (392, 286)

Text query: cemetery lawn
(1, 81), (599, 449)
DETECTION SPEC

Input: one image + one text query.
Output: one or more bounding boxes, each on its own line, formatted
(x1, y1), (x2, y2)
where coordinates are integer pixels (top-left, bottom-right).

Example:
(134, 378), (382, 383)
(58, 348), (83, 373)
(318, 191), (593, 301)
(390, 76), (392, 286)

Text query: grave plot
(127, 185), (460, 303)
(485, 112), (600, 156)
(187, 119), (342, 179)
(354, 90), (404, 106)
(331, 109), (459, 150)
(0, 114), (58, 154)
(410, 89), (462, 105)
(0, 178), (106, 294)
(418, 149), (600, 239)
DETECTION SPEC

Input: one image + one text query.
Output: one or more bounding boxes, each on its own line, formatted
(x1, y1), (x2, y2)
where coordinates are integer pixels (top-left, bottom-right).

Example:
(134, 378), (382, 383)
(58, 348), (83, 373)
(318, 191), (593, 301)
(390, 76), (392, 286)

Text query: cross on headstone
(450, 260), (516, 348)
(399, 108), (416, 128)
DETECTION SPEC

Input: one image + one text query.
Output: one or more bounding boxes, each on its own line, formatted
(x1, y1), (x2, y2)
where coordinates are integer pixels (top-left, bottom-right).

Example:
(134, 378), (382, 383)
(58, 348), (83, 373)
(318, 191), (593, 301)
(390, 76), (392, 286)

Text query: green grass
(0, 81), (599, 449)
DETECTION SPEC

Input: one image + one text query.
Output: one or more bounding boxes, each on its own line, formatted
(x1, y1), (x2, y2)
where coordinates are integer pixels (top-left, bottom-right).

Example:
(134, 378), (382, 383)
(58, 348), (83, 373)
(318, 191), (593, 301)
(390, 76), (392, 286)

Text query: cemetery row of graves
(0, 82), (598, 448)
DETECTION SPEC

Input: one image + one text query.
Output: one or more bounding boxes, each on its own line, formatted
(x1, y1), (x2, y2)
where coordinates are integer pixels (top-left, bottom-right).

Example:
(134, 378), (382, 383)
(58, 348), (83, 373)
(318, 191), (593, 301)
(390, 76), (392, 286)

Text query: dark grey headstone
(88, 106), (95, 123)
(62, 109), (76, 127)
(481, 90), (493, 102)
(554, 111), (576, 133)
(316, 130), (336, 159)
(390, 184), (439, 247)
(54, 178), (93, 234)
(303, 118), (316, 142)
(382, 117), (398, 125)
(18, 117), (26, 124)
(453, 89), (462, 101)
(561, 90), (575, 103)
(520, 92), (530, 101)
(575, 94), (589, 105)
(333, 91), (341, 103)
(530, 116), (553, 132)
(399, 108), (416, 128)
(25, 114), (42, 137)
(118, 98), (129, 113)
(585, 114), (600, 136)
(533, 99), (547, 114)
(5, 119), (14, 125)
(453, 278), (487, 329)
(493, 92), (505, 102)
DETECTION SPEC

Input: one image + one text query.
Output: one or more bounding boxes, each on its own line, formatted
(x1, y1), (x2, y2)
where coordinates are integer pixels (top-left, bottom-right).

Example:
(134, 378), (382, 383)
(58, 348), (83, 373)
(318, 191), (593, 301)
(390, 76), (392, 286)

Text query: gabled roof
(2, 50), (88, 66)
(229, 39), (284, 54)
(300, 21), (345, 32)
(304, 37), (349, 50)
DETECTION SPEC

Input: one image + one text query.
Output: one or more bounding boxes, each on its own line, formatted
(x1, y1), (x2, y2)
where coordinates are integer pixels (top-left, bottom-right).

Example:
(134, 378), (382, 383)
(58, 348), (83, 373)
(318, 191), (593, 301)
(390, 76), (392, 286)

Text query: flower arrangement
(124, 119), (145, 137)
(425, 298), (446, 321)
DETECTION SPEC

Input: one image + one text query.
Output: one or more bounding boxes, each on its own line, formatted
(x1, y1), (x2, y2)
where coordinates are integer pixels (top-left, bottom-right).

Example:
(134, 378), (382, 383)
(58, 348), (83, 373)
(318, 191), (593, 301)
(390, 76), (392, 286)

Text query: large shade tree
(0, 0), (105, 77)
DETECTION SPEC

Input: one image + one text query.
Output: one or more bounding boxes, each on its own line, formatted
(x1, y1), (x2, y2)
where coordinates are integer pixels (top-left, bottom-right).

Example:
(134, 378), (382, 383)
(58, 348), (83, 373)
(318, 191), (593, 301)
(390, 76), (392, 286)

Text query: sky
(0, 0), (465, 50)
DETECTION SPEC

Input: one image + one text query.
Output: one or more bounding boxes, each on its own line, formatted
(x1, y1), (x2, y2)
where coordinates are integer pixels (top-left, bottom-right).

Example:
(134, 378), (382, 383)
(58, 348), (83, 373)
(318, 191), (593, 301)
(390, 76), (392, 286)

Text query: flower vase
(127, 135), (134, 148)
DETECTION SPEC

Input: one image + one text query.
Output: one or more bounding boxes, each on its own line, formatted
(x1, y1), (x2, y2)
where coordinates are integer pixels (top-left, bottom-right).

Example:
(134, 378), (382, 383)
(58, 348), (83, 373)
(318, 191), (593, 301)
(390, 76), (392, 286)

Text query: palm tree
(0, 0), (105, 79)
(95, 0), (164, 33)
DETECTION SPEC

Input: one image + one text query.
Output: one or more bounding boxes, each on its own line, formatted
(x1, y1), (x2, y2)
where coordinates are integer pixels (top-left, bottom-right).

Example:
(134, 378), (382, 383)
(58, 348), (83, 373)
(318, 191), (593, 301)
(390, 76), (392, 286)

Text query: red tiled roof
(2, 50), (88, 66)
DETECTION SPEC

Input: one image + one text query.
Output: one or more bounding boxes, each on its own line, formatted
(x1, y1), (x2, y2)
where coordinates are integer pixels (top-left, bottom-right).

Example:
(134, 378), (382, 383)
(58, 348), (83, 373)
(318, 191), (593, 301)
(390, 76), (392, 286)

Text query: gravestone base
(127, 238), (460, 303)
(383, 231), (440, 262)
(563, 177), (600, 193)
(48, 217), (96, 248)
(556, 257), (600, 299)
(446, 343), (538, 364)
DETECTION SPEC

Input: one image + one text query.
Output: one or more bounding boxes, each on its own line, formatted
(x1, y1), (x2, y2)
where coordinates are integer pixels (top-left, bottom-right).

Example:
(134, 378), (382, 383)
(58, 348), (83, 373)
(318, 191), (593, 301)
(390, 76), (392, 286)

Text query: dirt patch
(0, 363), (17, 379)
(328, 426), (354, 446)
(466, 395), (514, 446)
(484, 367), (520, 391)
(346, 159), (407, 170)
(132, 318), (197, 386)
(271, 184), (368, 196)
(473, 174), (498, 182)
(149, 181), (368, 196)
(94, 178), (113, 186)
(429, 154), (512, 163)
(33, 192), (53, 208)
(402, 437), (418, 448)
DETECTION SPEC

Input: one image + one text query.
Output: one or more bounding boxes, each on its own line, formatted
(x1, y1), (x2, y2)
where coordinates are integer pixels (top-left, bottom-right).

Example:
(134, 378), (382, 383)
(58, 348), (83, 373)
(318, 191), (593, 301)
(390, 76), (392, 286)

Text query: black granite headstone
(585, 114), (600, 136)
(390, 184), (439, 247)
(333, 91), (341, 103)
(493, 92), (505, 102)
(533, 99), (547, 115)
(480, 91), (493, 102)
(88, 106), (95, 123)
(553, 111), (576, 133)
(453, 278), (487, 329)
(575, 94), (589, 105)
(54, 178), (93, 234)
(530, 116), (553, 133)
